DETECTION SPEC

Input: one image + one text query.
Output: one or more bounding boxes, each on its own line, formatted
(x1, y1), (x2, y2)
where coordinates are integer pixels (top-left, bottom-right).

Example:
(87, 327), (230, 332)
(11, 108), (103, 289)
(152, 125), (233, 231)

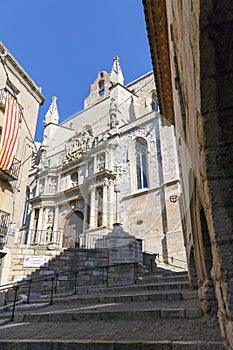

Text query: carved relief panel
(48, 177), (57, 193)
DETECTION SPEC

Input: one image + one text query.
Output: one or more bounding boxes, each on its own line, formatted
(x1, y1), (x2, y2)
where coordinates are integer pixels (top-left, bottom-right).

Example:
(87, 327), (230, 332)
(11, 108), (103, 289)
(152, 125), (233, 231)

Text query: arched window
(98, 80), (105, 96)
(135, 138), (148, 190)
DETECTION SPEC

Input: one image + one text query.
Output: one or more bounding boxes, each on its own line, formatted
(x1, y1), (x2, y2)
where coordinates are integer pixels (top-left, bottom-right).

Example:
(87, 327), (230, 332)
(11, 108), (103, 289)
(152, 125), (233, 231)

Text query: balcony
(19, 229), (62, 249)
(0, 157), (21, 181)
(0, 210), (10, 248)
(0, 88), (24, 116)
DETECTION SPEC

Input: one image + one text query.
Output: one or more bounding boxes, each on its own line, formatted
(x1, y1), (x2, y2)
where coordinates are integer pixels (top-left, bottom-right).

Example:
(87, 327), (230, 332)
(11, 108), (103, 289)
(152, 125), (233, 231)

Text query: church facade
(14, 57), (186, 280)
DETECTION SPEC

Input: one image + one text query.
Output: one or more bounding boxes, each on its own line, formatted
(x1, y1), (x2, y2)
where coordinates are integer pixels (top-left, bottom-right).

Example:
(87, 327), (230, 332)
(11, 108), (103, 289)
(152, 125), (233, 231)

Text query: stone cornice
(142, 0), (174, 125)
(0, 41), (45, 105)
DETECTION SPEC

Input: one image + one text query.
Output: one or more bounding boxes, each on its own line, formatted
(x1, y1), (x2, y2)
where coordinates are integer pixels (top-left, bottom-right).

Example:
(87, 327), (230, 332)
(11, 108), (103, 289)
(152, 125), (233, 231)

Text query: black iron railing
(0, 157), (21, 181)
(4, 157), (21, 180)
(0, 210), (10, 245)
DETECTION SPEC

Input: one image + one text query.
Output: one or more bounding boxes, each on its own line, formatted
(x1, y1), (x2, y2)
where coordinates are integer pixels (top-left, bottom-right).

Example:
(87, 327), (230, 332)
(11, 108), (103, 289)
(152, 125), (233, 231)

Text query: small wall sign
(23, 255), (49, 268)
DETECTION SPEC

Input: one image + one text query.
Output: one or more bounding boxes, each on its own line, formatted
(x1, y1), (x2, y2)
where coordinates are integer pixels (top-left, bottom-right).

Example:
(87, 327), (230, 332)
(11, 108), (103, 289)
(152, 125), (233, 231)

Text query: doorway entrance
(63, 211), (84, 248)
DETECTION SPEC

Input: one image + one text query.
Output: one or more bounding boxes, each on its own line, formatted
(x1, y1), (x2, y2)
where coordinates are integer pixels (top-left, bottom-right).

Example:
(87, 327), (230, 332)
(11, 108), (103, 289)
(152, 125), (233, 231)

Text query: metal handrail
(0, 261), (139, 322)
(154, 253), (187, 264)
(144, 251), (187, 265)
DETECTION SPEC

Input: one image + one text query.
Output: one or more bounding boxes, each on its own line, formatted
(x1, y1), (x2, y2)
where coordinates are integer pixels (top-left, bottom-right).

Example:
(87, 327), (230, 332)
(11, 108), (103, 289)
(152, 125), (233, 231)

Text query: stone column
(89, 186), (96, 229)
(108, 179), (115, 227)
(102, 178), (108, 227)
(57, 175), (61, 193)
(93, 156), (97, 174)
(36, 207), (44, 244)
(53, 206), (59, 246)
(53, 206), (59, 231)
(44, 176), (48, 194)
(27, 209), (35, 245)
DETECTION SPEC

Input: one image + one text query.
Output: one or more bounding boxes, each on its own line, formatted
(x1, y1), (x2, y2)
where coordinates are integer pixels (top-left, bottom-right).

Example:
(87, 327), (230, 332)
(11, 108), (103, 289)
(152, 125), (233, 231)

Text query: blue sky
(1, 0), (152, 141)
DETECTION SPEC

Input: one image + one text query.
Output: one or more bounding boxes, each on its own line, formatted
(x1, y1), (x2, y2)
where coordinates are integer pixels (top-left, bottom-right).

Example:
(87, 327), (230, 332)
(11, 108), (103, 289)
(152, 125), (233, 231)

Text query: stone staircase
(0, 269), (224, 349)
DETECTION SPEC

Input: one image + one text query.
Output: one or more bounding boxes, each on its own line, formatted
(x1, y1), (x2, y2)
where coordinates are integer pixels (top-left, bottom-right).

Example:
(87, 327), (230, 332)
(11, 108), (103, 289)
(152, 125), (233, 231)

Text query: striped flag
(0, 92), (20, 171)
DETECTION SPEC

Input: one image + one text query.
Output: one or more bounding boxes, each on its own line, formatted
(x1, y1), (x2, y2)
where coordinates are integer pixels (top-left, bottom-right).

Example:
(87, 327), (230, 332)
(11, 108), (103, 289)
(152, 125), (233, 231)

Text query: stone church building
(11, 56), (187, 281)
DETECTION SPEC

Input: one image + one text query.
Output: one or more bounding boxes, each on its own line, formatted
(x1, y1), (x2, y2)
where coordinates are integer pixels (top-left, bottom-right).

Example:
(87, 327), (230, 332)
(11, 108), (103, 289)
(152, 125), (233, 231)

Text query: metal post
(74, 271), (78, 295)
(55, 273), (59, 294)
(106, 267), (109, 287)
(134, 263), (138, 285)
(11, 285), (19, 322)
(50, 278), (54, 305)
(27, 278), (32, 304)
(114, 179), (120, 224)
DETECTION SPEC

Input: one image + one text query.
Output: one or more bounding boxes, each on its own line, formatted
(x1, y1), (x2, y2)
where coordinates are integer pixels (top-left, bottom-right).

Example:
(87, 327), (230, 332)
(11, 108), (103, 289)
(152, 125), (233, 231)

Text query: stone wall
(143, 0), (233, 347)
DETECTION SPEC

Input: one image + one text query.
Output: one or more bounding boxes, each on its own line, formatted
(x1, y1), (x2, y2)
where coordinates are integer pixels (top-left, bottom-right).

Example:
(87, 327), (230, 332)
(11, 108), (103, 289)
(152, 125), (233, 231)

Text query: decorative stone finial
(110, 56), (124, 85)
(44, 96), (59, 125)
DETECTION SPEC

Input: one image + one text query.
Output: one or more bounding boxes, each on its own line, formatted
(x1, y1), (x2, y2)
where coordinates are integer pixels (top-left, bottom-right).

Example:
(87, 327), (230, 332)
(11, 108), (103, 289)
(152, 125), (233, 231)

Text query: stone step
(17, 274), (190, 299)
(27, 288), (198, 306)
(13, 280), (193, 305)
(15, 306), (203, 322)
(54, 280), (191, 295)
(0, 289), (200, 319)
(1, 267), (223, 348)
(0, 339), (224, 350)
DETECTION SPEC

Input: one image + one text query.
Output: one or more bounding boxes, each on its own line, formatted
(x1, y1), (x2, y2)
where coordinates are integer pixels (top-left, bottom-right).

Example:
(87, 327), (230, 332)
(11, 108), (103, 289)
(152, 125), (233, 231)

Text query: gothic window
(98, 80), (105, 96)
(135, 138), (148, 190)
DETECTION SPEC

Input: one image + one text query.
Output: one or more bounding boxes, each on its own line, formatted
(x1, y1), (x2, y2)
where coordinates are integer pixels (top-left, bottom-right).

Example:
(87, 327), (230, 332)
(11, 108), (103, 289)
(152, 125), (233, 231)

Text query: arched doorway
(63, 211), (84, 248)
(189, 246), (197, 288)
